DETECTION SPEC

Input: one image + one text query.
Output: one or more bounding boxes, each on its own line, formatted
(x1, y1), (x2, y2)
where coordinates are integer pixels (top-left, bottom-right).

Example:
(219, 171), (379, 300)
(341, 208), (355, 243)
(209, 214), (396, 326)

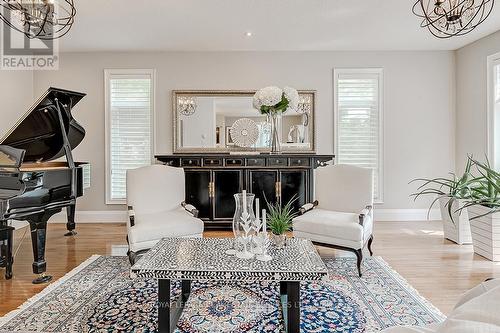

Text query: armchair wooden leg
(354, 249), (363, 277)
(368, 235), (374, 256)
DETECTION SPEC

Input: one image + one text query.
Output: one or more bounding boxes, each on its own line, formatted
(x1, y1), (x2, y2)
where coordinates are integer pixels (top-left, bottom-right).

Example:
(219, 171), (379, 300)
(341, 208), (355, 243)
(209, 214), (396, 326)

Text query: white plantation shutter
(105, 70), (154, 203)
(335, 69), (383, 201)
(494, 61), (500, 170)
(496, 62), (500, 104)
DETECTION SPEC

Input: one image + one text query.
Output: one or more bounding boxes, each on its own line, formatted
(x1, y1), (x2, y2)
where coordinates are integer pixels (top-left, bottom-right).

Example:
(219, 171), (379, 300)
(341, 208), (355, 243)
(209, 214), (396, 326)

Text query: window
(334, 68), (384, 202)
(105, 69), (155, 204)
(488, 54), (500, 170)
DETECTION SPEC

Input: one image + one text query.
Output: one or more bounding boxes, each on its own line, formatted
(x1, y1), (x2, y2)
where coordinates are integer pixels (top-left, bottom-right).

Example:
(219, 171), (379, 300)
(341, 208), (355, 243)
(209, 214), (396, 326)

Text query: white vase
(438, 198), (472, 245)
(468, 205), (500, 262)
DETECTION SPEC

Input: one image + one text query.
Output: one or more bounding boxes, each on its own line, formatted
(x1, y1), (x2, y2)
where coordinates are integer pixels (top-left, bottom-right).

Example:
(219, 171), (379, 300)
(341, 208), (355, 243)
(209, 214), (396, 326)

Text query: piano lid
(0, 87), (86, 163)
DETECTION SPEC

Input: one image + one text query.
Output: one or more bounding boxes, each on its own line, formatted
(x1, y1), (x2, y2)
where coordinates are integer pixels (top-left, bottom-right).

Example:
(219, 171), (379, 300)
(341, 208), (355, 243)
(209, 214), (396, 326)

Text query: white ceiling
(59, 0), (500, 52)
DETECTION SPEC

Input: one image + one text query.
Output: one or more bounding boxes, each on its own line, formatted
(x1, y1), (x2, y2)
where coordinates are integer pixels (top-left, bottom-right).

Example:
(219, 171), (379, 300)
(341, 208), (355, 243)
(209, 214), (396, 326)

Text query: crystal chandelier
(412, 0), (495, 38)
(296, 95), (312, 114)
(0, 0), (76, 40)
(177, 97), (197, 116)
(296, 95), (312, 127)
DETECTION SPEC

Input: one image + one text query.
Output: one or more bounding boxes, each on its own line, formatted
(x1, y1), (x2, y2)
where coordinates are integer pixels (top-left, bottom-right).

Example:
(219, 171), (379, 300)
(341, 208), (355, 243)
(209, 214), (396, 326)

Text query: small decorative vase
(231, 192), (256, 259)
(272, 233), (286, 249)
(269, 112), (281, 154)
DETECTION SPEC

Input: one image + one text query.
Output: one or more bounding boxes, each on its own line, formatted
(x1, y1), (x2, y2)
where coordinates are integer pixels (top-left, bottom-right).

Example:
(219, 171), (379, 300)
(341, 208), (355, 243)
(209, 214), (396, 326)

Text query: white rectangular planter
(468, 205), (500, 261)
(438, 198), (472, 245)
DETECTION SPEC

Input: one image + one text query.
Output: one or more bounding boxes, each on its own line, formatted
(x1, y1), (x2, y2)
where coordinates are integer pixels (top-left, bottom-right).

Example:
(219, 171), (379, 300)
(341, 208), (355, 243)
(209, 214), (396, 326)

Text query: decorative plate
(230, 118), (259, 148)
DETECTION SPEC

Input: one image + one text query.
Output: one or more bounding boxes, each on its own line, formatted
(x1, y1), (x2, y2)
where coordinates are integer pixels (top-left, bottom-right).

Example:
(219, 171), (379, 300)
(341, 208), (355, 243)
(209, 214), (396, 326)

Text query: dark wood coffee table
(131, 237), (328, 333)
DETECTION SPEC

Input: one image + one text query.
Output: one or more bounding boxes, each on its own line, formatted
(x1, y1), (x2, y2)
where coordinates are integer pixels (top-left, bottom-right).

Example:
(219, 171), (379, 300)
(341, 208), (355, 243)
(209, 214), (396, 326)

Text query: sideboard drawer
(203, 158), (222, 166)
(181, 158), (201, 167)
(289, 158), (310, 167)
(160, 158), (180, 167)
(246, 158), (266, 167)
(225, 158), (244, 166)
(267, 157), (288, 166)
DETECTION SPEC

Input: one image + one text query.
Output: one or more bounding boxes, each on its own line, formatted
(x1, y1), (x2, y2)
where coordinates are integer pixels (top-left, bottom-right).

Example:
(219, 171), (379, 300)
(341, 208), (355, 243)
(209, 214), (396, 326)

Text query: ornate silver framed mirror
(172, 90), (316, 153)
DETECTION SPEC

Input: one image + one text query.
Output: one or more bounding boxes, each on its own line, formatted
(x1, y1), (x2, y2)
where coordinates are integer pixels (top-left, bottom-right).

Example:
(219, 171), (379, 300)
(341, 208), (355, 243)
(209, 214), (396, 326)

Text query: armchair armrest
(127, 205), (135, 227)
(358, 205), (373, 226)
(181, 201), (199, 218)
(454, 278), (500, 309)
(298, 200), (319, 215)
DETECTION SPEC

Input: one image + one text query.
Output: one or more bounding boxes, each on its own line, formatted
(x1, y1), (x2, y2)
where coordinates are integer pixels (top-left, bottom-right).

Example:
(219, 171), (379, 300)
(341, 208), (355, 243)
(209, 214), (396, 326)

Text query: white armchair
(126, 165), (204, 264)
(293, 164), (374, 277)
(381, 279), (500, 333)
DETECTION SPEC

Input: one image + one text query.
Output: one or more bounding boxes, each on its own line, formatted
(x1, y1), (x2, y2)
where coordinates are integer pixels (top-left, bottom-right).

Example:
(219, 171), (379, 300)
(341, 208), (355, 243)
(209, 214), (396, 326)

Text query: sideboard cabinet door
(213, 170), (243, 220)
(280, 170), (308, 212)
(185, 170), (211, 219)
(248, 170), (279, 209)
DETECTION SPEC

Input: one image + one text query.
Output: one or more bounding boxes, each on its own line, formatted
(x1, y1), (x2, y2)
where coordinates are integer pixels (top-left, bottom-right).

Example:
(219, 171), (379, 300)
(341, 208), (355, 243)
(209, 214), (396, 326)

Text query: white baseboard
(9, 211), (127, 229)
(9, 208), (441, 227)
(48, 210), (127, 223)
(374, 208), (441, 221)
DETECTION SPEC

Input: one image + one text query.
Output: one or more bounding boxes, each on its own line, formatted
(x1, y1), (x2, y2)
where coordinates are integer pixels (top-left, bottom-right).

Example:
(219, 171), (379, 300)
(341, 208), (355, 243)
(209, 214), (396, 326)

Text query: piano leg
(28, 212), (54, 284)
(0, 222), (14, 279)
(5, 228), (13, 280)
(64, 204), (77, 236)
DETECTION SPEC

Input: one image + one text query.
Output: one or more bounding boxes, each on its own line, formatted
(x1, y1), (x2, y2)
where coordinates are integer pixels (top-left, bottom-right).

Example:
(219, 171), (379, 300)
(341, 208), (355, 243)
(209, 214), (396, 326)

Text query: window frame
(333, 68), (384, 203)
(104, 68), (156, 205)
(487, 53), (500, 170)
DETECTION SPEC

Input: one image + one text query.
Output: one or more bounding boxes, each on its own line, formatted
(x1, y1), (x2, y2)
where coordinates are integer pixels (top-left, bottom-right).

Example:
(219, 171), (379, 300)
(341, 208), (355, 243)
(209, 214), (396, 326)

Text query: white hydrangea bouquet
(253, 86), (299, 115)
(253, 86), (299, 153)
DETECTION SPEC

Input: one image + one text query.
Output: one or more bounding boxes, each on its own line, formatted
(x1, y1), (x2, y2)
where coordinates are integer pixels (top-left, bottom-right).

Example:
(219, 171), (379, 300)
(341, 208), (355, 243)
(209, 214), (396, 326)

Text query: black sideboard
(156, 154), (334, 228)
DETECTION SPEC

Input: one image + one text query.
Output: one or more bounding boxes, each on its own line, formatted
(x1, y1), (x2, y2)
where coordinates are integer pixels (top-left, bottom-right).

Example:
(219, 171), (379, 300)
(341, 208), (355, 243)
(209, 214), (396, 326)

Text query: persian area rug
(0, 256), (444, 333)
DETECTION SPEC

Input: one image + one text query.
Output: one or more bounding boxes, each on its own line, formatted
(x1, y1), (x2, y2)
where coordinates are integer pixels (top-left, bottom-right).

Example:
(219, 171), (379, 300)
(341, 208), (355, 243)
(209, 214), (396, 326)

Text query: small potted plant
(266, 196), (298, 249)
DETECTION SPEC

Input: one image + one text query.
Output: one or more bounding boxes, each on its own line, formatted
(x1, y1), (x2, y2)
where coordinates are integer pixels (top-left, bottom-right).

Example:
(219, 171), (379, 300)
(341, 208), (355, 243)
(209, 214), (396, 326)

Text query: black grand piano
(0, 87), (88, 284)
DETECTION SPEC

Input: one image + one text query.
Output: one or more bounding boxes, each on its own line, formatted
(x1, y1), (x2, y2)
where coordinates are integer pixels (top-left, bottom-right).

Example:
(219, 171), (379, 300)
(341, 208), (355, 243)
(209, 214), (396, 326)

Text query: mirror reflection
(174, 91), (314, 153)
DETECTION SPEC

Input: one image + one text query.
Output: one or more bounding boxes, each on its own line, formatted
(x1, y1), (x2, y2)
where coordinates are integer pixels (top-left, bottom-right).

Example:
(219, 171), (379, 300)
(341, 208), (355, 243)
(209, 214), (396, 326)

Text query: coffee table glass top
(131, 237), (328, 281)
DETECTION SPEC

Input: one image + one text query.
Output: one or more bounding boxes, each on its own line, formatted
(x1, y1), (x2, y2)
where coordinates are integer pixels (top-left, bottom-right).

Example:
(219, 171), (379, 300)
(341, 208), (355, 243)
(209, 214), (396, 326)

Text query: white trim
(333, 67), (385, 203)
(104, 69), (156, 205)
(49, 210), (127, 223)
(374, 208), (441, 222)
(3, 209), (443, 225)
(487, 52), (500, 169)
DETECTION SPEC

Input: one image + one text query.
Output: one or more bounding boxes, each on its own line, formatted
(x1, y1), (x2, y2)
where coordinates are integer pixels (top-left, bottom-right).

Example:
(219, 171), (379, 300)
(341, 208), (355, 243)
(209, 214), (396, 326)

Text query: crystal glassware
(226, 191), (256, 256)
(255, 232), (272, 262)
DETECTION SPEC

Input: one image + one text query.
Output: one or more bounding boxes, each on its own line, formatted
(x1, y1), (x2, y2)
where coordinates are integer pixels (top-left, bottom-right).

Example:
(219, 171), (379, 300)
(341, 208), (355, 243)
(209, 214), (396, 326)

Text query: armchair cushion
(453, 278), (500, 309)
(128, 207), (204, 253)
(440, 282), (500, 333)
(293, 209), (373, 249)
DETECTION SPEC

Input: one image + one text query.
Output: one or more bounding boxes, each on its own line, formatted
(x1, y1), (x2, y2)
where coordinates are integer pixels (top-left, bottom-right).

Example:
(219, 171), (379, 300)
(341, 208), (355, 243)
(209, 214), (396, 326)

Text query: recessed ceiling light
(245, 32), (253, 37)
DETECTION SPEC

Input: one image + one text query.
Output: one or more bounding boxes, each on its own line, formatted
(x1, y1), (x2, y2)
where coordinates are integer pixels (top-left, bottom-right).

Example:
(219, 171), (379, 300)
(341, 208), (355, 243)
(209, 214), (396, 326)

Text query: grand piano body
(0, 87), (88, 283)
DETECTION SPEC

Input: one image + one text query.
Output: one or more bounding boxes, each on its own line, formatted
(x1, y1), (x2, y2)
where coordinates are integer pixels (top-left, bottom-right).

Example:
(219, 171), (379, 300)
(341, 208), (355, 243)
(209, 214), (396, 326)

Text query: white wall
(29, 51), (455, 213)
(456, 30), (500, 171)
(0, 70), (34, 136)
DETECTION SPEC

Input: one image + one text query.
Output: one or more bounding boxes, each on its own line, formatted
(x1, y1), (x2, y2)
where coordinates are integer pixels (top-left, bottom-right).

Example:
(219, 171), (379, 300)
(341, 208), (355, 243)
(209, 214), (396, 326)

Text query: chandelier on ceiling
(0, 0), (76, 40)
(412, 0), (495, 38)
(178, 97), (197, 116)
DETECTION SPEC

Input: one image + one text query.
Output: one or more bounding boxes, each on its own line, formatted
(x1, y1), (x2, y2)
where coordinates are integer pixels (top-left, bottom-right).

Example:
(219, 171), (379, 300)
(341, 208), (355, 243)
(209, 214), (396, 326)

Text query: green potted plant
(266, 196), (298, 249)
(410, 157), (475, 244)
(459, 158), (500, 261)
(412, 156), (500, 261)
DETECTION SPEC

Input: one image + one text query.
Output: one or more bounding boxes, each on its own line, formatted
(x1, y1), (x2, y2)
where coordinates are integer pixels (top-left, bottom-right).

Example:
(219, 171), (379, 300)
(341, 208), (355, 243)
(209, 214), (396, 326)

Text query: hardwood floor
(1, 221), (499, 317)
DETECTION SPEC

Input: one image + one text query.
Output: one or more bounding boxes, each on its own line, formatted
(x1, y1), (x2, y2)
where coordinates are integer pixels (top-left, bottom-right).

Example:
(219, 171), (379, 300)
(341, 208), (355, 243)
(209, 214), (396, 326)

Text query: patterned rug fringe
(0, 254), (101, 327)
(373, 257), (445, 319)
